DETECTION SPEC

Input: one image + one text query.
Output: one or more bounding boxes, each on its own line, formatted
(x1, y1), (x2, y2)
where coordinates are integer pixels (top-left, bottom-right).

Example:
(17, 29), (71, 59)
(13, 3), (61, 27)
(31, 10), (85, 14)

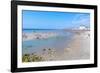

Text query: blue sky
(22, 10), (90, 29)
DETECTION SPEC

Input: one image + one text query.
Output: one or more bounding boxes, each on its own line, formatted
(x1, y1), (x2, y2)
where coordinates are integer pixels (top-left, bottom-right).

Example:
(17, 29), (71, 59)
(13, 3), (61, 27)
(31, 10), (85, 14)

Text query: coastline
(42, 31), (90, 61)
(62, 31), (90, 60)
(22, 31), (90, 62)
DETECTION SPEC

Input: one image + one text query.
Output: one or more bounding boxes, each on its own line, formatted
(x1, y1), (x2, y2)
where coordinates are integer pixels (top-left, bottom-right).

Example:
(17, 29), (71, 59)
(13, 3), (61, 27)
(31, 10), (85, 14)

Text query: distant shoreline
(23, 32), (58, 41)
(23, 29), (90, 41)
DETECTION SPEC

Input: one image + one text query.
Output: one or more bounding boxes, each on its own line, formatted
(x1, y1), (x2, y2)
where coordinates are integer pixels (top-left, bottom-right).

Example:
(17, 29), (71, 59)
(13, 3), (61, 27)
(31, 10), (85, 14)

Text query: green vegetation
(22, 53), (43, 62)
(22, 48), (56, 62)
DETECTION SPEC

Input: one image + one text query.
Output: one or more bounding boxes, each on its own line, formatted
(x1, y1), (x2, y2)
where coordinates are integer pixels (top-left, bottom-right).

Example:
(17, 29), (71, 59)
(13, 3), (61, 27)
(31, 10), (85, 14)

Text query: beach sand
(42, 31), (90, 61)
(62, 32), (90, 60)
(22, 31), (90, 62)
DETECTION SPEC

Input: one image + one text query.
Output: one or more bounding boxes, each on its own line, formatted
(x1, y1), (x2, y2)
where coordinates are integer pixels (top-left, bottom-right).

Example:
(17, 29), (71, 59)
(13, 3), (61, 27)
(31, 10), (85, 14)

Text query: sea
(22, 29), (74, 55)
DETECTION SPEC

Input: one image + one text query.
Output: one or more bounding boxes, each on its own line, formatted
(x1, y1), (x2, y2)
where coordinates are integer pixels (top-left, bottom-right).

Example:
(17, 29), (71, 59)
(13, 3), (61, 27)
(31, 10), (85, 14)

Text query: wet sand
(62, 32), (90, 60)
(41, 31), (90, 61)
(22, 31), (90, 62)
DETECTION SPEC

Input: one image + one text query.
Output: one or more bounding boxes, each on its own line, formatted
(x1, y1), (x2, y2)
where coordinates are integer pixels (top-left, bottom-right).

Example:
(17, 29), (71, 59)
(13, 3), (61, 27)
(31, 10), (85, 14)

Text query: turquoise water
(22, 29), (74, 55)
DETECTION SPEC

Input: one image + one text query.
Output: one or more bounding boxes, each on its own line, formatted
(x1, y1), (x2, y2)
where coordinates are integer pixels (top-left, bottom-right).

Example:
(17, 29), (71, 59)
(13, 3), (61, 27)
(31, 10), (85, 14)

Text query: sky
(22, 10), (90, 29)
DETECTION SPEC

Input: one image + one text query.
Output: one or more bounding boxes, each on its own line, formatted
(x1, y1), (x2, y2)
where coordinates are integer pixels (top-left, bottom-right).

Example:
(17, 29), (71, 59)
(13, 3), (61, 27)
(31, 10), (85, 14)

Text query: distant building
(79, 25), (87, 30)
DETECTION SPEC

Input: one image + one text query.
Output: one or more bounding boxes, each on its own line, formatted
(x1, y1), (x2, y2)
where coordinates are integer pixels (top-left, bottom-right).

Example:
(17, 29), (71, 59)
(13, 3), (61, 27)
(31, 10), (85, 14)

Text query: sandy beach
(37, 31), (90, 61)
(22, 10), (91, 62)
(22, 30), (90, 62)
(62, 31), (90, 60)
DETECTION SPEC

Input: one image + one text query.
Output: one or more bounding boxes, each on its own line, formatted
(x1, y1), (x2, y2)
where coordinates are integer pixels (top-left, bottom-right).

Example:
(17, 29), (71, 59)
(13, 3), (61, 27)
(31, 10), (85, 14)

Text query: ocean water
(22, 29), (74, 55)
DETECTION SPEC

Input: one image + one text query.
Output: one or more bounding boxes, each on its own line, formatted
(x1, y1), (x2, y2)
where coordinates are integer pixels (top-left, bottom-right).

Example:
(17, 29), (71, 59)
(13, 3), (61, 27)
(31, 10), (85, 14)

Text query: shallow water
(22, 29), (74, 55)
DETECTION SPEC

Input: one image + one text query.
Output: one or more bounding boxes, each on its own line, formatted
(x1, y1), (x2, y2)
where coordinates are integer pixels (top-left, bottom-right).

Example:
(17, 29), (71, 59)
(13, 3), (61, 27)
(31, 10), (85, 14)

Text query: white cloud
(71, 14), (90, 28)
